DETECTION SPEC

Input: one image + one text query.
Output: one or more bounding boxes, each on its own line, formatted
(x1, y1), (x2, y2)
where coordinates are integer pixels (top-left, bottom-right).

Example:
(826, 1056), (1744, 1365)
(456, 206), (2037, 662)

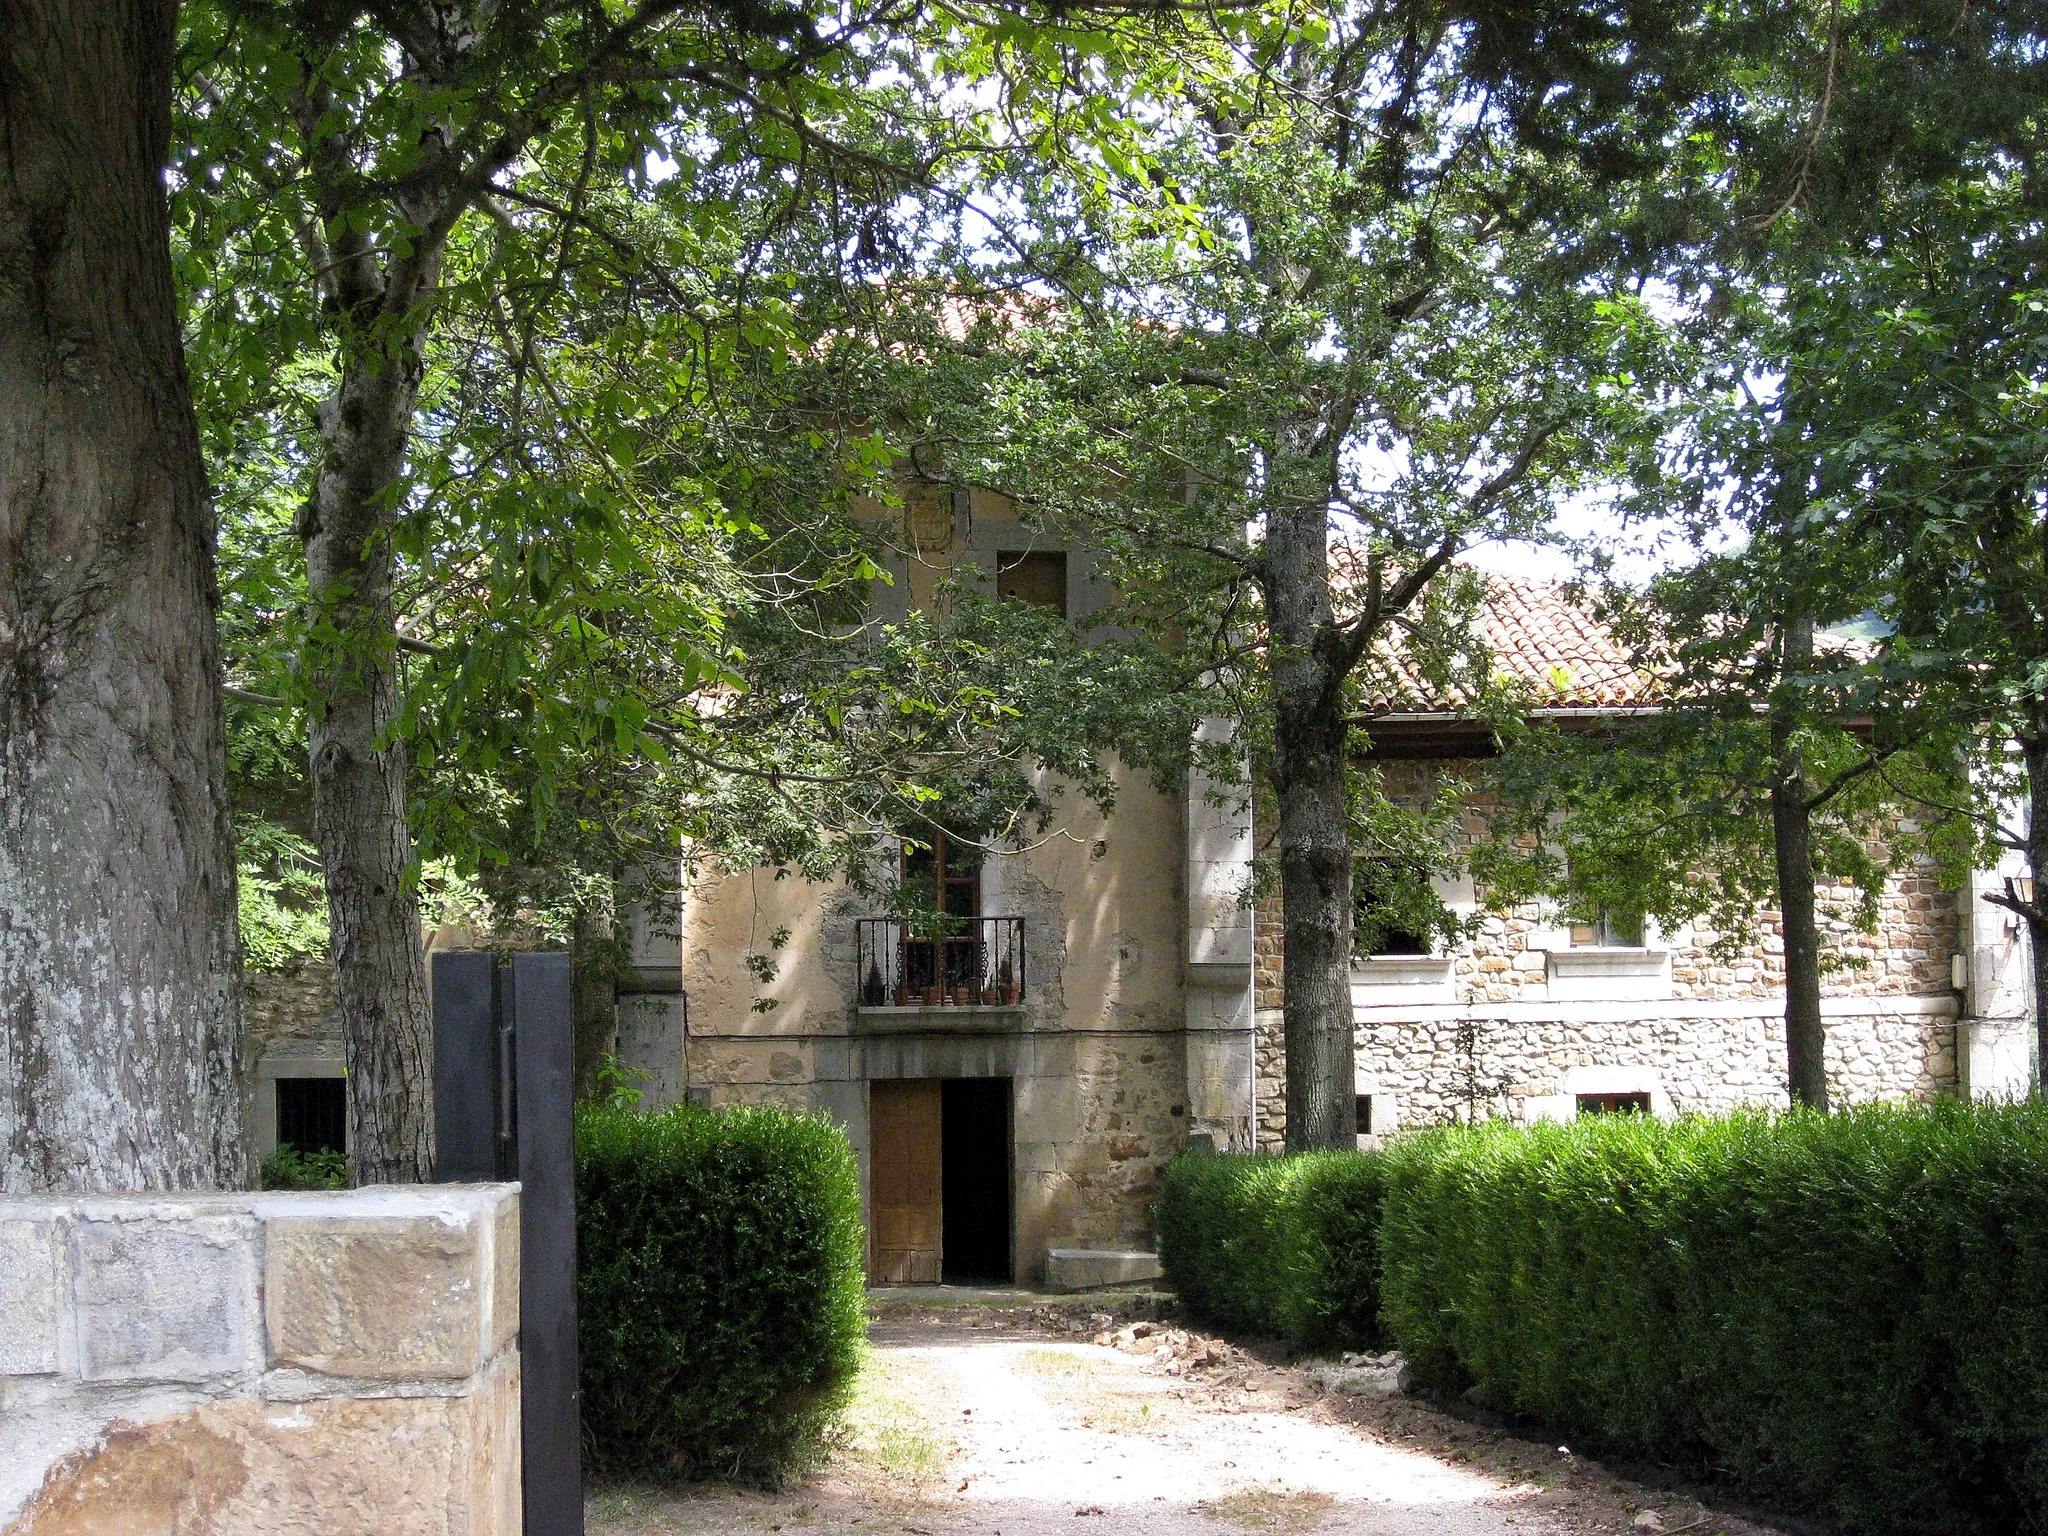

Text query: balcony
(854, 917), (1027, 1024)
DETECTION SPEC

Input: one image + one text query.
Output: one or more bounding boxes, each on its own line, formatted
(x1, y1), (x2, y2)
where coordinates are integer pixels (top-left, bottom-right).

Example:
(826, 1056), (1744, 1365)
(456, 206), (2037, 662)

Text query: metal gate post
(433, 951), (508, 1181)
(510, 952), (582, 1536)
(432, 950), (584, 1536)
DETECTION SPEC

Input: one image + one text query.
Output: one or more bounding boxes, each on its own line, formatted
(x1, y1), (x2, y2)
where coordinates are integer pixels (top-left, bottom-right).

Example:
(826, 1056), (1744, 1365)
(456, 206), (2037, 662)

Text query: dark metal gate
(432, 950), (583, 1536)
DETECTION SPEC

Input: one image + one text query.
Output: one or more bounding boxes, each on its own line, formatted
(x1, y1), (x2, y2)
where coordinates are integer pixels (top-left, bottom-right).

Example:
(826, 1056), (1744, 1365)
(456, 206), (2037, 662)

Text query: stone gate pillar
(0, 1183), (520, 1535)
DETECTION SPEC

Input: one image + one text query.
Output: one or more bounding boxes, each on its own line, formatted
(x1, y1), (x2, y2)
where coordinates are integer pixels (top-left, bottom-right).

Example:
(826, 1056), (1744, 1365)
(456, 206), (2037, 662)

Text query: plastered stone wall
(1253, 758), (1967, 1149)
(0, 1184), (519, 1536)
(653, 756), (1200, 1275)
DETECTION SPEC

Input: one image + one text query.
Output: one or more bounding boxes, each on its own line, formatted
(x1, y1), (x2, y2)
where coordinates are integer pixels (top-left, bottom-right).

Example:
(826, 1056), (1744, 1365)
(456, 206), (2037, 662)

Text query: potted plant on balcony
(996, 957), (1019, 1005)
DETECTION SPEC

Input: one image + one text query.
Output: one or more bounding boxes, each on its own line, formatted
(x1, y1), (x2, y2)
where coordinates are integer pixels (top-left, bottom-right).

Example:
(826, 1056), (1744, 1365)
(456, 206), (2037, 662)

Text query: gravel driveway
(586, 1298), (1789, 1536)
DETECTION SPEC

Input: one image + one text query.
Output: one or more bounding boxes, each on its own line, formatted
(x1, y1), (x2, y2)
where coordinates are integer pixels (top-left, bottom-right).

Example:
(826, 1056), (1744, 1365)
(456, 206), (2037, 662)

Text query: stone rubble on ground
(1090, 1318), (1241, 1376)
(1307, 1353), (1407, 1398)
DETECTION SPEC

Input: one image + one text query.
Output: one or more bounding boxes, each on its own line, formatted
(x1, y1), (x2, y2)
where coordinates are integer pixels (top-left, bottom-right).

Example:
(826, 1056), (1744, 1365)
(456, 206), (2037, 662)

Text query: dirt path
(586, 1299), (1790, 1536)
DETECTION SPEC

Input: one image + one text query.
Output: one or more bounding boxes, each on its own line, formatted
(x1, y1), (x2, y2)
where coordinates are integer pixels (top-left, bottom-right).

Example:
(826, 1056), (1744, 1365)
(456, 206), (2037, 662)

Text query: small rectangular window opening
(1576, 1091), (1651, 1117)
(1571, 909), (1645, 948)
(996, 551), (1068, 616)
(1354, 1094), (1374, 1137)
(277, 1076), (347, 1155)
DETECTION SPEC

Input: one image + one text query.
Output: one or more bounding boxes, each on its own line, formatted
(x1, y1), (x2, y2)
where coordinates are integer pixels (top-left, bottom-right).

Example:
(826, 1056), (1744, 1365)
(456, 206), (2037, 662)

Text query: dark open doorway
(941, 1078), (1012, 1284)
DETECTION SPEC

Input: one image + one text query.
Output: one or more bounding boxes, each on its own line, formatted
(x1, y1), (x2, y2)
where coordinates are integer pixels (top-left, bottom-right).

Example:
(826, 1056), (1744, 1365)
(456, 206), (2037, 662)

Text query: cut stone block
(0, 1185), (521, 1534)
(1044, 1248), (1163, 1293)
(2, 1363), (522, 1536)
(487, 1192), (520, 1359)
(0, 1217), (60, 1376)
(72, 1213), (259, 1382)
(266, 1215), (486, 1379)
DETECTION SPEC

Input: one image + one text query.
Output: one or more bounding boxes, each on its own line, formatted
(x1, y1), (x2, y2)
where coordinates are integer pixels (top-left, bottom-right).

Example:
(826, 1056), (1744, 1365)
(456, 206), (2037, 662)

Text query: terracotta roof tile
(1355, 567), (1659, 713)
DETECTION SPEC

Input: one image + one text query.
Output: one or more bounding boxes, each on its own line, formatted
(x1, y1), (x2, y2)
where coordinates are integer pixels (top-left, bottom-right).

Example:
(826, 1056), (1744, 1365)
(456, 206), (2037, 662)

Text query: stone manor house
(244, 485), (2039, 1290)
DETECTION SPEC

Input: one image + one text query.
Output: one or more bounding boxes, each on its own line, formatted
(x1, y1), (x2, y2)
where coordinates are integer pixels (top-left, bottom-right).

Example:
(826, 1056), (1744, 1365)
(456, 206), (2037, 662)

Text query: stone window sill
(1350, 954), (1456, 986)
(1547, 947), (1668, 979)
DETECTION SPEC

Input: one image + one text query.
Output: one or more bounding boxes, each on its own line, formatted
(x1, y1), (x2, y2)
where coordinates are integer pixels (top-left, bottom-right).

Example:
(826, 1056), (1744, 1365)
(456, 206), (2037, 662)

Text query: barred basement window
(277, 1076), (346, 1154)
(1576, 1091), (1651, 1117)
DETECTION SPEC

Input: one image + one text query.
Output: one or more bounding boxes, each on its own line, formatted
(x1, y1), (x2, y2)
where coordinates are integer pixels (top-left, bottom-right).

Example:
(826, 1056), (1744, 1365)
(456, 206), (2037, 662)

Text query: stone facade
(618, 490), (1260, 1284)
(0, 1184), (520, 1536)
(1252, 758), (2011, 1151)
(630, 741), (1256, 1281)
(1257, 1001), (1960, 1149)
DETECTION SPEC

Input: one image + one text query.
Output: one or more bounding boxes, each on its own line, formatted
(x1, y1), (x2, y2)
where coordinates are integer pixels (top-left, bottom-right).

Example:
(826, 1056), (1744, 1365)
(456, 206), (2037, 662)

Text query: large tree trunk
(1770, 609), (1828, 1110)
(1266, 477), (1356, 1152)
(302, 353), (437, 1184)
(0, 1), (247, 1191)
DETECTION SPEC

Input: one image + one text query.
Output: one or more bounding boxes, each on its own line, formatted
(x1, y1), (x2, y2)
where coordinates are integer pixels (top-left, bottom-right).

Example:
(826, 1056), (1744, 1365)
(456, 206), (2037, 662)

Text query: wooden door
(868, 1080), (943, 1284)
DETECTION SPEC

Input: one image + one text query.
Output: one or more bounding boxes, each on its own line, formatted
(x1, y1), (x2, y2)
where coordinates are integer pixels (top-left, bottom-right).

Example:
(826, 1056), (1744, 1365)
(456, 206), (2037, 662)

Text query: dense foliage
(257, 1143), (349, 1190)
(576, 1102), (865, 1485)
(1155, 1149), (1383, 1350)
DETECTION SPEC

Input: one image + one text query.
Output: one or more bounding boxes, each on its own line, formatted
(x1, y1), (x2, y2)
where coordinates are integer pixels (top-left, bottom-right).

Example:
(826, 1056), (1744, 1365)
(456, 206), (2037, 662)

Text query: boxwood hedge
(1161, 1102), (2048, 1535)
(577, 1101), (865, 1485)
(1381, 1101), (2048, 1536)
(1155, 1147), (1385, 1349)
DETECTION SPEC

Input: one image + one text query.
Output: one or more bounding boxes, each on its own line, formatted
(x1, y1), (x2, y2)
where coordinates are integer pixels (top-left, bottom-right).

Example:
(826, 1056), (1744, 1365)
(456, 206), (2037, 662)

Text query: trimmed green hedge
(1160, 1104), (2048, 1534)
(1155, 1148), (1385, 1349)
(577, 1102), (865, 1485)
(1379, 1102), (2048, 1535)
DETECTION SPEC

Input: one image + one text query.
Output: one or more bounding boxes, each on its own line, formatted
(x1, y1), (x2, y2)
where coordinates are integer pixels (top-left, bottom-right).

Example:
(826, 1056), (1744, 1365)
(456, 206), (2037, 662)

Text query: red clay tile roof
(1358, 568), (1661, 714)
(1469, 574), (1658, 709)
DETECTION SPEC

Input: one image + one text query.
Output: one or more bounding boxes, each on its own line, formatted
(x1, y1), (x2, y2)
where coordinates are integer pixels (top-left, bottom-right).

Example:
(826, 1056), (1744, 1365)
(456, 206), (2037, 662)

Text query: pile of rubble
(1304, 1350), (1411, 1398)
(1090, 1318), (1243, 1376)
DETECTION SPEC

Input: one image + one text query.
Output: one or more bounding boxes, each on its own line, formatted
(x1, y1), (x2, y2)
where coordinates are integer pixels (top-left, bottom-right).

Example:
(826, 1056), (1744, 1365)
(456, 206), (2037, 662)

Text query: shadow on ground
(587, 1297), (1787, 1536)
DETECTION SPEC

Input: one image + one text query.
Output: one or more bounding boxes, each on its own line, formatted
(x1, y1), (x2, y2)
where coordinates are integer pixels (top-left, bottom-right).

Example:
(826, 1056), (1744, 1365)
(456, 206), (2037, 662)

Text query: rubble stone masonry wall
(0, 1184), (520, 1536)
(1253, 759), (1964, 1150)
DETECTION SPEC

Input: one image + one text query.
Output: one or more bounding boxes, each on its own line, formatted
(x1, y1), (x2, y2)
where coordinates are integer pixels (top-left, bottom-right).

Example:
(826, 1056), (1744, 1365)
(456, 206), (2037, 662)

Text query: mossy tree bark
(0, 1), (246, 1191)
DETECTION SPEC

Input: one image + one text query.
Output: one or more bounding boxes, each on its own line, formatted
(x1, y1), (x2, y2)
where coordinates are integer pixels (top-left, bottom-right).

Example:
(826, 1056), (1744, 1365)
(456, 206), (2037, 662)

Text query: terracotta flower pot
(1000, 984), (1021, 1005)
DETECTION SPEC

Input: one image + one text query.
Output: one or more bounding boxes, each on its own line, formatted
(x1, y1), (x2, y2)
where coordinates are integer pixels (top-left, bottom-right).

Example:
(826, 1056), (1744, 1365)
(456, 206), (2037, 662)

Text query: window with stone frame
(1354, 1093), (1375, 1136)
(1570, 907), (1645, 947)
(1353, 857), (1442, 956)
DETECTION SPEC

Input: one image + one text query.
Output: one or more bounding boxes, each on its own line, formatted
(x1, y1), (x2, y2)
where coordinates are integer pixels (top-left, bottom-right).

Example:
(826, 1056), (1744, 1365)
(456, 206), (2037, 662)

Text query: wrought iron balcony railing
(854, 916), (1026, 1008)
